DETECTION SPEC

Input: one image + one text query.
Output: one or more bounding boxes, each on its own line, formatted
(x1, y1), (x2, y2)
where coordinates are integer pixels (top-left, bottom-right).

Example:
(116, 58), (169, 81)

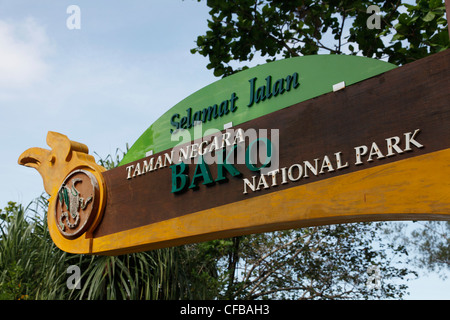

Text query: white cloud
(0, 17), (52, 88)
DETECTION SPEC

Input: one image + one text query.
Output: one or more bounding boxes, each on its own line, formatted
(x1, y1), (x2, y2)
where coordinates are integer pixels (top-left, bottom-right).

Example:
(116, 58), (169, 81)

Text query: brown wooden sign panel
(95, 49), (449, 238)
(18, 50), (450, 255)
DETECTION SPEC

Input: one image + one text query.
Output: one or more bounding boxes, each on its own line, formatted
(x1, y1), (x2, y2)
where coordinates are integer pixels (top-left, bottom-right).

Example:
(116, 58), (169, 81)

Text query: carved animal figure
(58, 178), (93, 231)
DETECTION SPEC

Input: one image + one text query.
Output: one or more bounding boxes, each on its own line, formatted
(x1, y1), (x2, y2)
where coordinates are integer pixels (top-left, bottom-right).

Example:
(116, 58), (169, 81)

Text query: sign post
(19, 50), (450, 255)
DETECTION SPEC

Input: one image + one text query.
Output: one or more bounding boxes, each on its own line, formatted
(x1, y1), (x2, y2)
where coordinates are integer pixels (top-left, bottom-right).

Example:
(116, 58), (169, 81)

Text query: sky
(0, 1), (448, 300)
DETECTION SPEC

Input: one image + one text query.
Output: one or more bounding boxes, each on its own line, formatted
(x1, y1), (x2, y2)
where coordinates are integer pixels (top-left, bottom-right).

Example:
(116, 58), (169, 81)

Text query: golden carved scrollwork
(19, 132), (106, 251)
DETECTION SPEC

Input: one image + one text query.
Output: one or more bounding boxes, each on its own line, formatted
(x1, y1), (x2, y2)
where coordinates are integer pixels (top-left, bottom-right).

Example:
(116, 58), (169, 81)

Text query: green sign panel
(120, 55), (396, 165)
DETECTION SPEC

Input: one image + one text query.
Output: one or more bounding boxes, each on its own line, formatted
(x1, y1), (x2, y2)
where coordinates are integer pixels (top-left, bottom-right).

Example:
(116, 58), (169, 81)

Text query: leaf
(422, 11), (436, 22)
(392, 33), (405, 41)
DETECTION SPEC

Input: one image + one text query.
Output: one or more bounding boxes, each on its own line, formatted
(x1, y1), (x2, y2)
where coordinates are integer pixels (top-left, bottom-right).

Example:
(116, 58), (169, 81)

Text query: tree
(193, 224), (416, 299)
(386, 221), (450, 278)
(192, 0), (449, 77)
(410, 222), (449, 275)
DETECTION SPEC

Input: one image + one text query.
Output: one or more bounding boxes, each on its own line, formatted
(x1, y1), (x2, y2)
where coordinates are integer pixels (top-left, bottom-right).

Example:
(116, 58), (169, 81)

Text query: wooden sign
(19, 50), (450, 255)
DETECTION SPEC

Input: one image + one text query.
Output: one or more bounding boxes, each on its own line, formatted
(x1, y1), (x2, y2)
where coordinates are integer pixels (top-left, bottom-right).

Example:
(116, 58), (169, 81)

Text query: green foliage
(0, 199), (200, 300)
(386, 221), (450, 278)
(192, 0), (449, 77)
(411, 221), (450, 274)
(70, 247), (192, 300)
(372, 0), (449, 64)
(0, 200), (68, 299)
(195, 224), (416, 300)
(94, 144), (129, 170)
